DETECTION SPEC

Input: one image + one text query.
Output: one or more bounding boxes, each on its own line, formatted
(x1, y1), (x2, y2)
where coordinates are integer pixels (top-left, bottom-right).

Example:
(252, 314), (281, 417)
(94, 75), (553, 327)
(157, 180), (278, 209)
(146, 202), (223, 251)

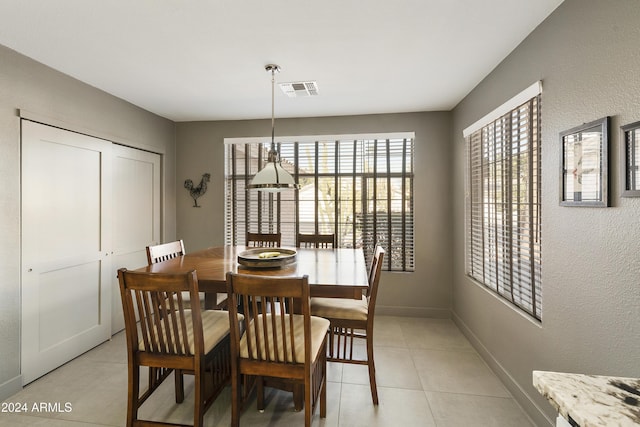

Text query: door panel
(111, 144), (161, 333)
(21, 120), (112, 384)
(38, 260), (101, 350)
(24, 138), (102, 257)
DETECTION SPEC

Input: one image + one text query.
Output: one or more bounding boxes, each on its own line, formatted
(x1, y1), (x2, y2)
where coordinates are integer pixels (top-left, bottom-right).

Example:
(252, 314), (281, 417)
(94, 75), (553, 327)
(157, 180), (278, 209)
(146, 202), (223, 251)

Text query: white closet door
(21, 121), (112, 384)
(111, 144), (161, 333)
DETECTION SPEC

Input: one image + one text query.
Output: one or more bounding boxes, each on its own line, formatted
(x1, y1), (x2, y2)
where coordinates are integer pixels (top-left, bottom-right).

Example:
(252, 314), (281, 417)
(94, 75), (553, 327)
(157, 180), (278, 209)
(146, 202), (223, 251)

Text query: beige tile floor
(0, 316), (534, 426)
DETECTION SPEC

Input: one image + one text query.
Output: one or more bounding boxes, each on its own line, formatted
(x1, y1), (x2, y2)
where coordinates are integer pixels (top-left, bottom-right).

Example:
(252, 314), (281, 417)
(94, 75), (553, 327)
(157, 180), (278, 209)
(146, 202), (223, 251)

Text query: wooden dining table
(137, 245), (370, 308)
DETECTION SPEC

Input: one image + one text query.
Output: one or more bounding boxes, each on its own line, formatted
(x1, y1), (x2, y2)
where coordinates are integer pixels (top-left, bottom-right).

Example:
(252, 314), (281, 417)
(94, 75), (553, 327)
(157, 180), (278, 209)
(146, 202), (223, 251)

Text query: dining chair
(146, 239), (186, 264)
(310, 245), (385, 404)
(246, 232), (281, 247)
(296, 233), (335, 248)
(117, 268), (238, 427)
(226, 272), (328, 427)
(146, 240), (227, 310)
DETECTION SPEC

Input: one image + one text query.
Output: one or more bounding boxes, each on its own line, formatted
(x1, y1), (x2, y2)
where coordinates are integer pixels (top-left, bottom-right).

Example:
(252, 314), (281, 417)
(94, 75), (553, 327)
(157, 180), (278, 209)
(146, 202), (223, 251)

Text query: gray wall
(451, 1), (640, 425)
(175, 112), (453, 316)
(0, 44), (177, 400)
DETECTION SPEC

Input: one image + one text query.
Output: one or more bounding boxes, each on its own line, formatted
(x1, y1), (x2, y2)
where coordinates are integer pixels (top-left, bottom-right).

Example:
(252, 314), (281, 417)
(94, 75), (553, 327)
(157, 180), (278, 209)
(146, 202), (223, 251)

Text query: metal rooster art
(184, 173), (210, 207)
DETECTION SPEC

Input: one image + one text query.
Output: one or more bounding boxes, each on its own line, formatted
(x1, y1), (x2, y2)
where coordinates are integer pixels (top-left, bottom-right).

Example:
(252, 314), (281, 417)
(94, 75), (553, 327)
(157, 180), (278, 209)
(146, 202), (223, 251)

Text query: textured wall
(0, 44), (176, 400)
(451, 1), (640, 425)
(176, 112), (453, 316)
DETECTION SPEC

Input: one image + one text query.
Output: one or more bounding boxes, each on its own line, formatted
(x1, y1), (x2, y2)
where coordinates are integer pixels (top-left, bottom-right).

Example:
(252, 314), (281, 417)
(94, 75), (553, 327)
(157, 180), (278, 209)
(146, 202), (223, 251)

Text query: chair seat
(240, 314), (329, 363)
(310, 295), (368, 321)
(138, 309), (241, 354)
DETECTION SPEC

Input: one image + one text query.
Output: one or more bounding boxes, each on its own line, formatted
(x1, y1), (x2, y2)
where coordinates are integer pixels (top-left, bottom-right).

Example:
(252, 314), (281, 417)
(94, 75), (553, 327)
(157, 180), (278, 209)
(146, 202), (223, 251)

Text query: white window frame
(464, 82), (543, 320)
(224, 132), (415, 272)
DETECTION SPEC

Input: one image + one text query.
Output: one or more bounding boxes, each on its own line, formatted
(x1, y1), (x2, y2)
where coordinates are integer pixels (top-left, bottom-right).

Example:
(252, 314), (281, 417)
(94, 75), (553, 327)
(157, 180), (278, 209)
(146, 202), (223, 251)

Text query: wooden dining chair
(246, 232), (281, 247)
(226, 272), (328, 427)
(310, 245), (384, 405)
(118, 268), (237, 427)
(146, 239), (186, 264)
(296, 233), (335, 248)
(146, 240), (227, 310)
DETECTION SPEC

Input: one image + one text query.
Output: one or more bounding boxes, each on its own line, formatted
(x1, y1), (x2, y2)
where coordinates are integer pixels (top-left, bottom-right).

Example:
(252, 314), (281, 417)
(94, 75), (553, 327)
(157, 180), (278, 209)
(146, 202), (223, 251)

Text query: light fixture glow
(247, 64), (300, 192)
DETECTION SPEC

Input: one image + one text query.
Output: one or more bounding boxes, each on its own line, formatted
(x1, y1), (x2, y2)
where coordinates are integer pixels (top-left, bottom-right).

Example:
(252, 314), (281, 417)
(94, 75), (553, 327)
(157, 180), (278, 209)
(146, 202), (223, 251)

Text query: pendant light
(247, 64), (300, 192)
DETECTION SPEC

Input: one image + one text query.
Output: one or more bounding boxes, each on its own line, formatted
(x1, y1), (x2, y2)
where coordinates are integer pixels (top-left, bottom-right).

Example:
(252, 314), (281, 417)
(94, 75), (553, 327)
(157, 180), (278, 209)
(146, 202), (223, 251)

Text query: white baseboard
(375, 305), (451, 319)
(452, 312), (553, 427)
(0, 375), (22, 402)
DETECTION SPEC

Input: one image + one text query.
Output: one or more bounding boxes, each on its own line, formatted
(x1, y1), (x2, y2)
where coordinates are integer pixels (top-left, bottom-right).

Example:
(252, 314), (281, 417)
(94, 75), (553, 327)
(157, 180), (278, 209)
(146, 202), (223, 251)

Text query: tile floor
(0, 316), (535, 426)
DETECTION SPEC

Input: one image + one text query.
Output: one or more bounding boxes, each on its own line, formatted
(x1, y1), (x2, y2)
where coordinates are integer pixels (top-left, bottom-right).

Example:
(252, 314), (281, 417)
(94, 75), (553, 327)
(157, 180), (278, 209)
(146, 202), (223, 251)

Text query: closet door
(21, 120), (112, 384)
(111, 144), (161, 333)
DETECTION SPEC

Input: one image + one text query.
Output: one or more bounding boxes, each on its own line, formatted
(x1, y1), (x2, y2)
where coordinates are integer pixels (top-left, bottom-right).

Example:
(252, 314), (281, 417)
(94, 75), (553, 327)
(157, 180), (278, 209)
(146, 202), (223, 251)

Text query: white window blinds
(465, 95), (542, 320)
(225, 134), (415, 272)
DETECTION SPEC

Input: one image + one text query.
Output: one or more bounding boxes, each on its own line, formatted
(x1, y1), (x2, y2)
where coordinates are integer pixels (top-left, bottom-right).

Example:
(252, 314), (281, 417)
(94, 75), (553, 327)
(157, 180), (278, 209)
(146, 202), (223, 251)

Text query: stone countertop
(533, 370), (640, 426)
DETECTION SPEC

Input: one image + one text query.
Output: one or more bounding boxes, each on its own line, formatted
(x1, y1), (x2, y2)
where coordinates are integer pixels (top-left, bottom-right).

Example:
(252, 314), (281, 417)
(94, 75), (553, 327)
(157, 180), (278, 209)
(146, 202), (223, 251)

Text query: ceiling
(0, 0), (563, 122)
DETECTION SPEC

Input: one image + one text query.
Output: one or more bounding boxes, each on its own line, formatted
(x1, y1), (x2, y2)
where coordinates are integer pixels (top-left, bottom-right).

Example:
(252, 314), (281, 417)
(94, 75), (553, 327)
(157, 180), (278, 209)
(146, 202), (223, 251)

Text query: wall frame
(560, 116), (609, 207)
(620, 120), (640, 197)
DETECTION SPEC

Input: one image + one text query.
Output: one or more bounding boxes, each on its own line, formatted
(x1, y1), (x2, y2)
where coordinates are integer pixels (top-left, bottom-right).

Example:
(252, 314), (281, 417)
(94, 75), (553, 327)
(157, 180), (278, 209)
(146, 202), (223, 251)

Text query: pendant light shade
(249, 150), (299, 192)
(248, 64), (300, 192)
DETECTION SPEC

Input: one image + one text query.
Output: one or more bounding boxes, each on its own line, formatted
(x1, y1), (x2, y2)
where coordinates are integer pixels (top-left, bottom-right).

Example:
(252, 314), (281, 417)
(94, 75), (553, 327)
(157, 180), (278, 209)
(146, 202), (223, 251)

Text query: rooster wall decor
(184, 173), (210, 207)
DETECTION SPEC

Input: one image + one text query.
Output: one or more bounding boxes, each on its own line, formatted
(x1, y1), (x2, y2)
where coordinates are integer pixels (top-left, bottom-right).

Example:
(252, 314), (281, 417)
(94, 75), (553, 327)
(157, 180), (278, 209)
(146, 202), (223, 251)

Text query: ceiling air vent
(279, 81), (319, 97)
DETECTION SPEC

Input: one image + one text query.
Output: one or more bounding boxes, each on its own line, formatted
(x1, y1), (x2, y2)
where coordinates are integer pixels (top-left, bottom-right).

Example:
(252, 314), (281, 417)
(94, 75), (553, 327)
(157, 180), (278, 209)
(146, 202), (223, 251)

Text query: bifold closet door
(111, 144), (161, 333)
(21, 120), (112, 384)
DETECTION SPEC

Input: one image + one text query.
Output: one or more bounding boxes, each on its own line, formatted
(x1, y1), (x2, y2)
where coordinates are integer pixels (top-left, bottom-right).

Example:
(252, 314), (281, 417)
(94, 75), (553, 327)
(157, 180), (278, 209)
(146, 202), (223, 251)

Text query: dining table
(137, 245), (370, 308)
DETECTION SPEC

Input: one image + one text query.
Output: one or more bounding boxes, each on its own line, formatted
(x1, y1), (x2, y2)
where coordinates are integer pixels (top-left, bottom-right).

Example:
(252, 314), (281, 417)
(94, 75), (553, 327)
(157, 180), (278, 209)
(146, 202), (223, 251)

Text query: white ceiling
(0, 0), (563, 122)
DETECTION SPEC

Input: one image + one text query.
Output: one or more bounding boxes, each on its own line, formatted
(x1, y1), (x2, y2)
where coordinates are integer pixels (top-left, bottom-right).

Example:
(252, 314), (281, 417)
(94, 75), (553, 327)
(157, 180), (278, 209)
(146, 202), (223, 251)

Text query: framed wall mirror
(560, 116), (609, 207)
(621, 120), (640, 197)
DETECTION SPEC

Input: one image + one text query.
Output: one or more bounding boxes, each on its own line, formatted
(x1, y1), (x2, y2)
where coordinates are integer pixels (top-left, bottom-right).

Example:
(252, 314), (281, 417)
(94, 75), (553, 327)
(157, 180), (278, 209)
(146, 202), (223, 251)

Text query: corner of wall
(452, 312), (554, 427)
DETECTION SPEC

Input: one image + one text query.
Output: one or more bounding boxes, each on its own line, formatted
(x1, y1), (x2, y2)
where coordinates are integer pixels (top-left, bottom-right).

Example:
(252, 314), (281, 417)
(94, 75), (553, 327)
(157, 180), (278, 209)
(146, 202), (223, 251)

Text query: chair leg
(127, 364), (139, 427)
(256, 376), (265, 412)
(327, 328), (334, 358)
(193, 368), (204, 427)
(366, 333), (379, 405)
(320, 363), (327, 418)
(305, 378), (312, 427)
(174, 369), (185, 403)
(293, 383), (304, 411)
(231, 370), (241, 427)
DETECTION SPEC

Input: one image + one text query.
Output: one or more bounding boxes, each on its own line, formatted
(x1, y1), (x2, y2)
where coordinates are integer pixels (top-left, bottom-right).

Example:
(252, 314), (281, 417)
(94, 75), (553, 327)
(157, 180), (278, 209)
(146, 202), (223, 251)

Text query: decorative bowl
(237, 247), (297, 269)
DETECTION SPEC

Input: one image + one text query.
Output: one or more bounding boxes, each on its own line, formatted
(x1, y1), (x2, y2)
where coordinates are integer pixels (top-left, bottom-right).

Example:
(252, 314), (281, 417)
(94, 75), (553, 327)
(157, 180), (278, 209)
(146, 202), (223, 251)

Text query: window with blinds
(465, 95), (542, 320)
(225, 134), (415, 272)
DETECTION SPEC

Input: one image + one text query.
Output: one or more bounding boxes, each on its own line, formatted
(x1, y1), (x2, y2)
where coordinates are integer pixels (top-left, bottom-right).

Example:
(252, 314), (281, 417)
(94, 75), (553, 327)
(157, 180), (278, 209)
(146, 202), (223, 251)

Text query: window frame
(224, 132), (415, 272)
(464, 89), (542, 320)
(621, 120), (640, 197)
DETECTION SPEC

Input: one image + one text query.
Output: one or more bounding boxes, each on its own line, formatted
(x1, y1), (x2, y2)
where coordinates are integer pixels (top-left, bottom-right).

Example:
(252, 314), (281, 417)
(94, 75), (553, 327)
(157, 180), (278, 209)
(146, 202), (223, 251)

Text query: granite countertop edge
(533, 370), (640, 427)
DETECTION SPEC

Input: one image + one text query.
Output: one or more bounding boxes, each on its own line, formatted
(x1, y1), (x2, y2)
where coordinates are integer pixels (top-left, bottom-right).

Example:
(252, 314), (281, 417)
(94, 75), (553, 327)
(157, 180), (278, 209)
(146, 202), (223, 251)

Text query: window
(465, 93), (542, 320)
(225, 133), (414, 271)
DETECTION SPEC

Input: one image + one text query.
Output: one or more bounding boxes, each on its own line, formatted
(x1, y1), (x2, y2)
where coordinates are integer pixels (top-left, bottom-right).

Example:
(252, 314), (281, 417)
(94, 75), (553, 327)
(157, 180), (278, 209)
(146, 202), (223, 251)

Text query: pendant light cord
(247, 64), (299, 190)
(266, 64), (279, 162)
(271, 67), (275, 151)
(268, 65), (279, 183)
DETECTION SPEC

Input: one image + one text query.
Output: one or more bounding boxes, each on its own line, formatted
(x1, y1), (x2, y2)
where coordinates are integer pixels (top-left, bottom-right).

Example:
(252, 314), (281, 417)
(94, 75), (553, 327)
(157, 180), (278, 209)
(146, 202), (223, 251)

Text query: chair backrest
(226, 272), (311, 365)
(246, 232), (281, 248)
(297, 233), (335, 248)
(146, 240), (186, 264)
(366, 246), (385, 320)
(118, 268), (205, 361)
